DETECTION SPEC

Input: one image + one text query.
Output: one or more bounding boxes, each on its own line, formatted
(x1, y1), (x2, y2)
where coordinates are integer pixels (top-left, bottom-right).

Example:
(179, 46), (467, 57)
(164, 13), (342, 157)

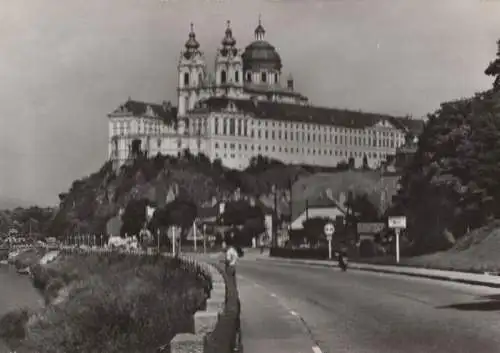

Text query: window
(235, 71), (239, 83)
(157, 139), (161, 148)
(198, 73), (203, 86)
(246, 72), (252, 82)
(221, 70), (227, 84)
(183, 72), (189, 86)
(229, 118), (235, 135)
(215, 142), (219, 148)
(223, 119), (227, 135)
(261, 72), (267, 83)
(214, 118), (219, 135)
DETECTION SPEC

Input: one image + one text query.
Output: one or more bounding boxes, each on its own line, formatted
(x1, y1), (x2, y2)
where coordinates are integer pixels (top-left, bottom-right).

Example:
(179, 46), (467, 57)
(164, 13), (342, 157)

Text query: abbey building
(108, 19), (423, 170)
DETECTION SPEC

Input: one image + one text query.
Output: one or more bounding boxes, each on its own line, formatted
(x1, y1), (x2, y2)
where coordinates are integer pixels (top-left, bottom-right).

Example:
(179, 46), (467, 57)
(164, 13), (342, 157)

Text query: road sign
(324, 223), (335, 236)
(388, 216), (406, 229)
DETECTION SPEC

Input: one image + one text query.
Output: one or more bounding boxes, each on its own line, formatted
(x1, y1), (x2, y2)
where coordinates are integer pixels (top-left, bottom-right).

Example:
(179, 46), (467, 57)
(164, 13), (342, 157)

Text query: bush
(9, 252), (208, 353)
(359, 239), (377, 258)
(0, 308), (33, 350)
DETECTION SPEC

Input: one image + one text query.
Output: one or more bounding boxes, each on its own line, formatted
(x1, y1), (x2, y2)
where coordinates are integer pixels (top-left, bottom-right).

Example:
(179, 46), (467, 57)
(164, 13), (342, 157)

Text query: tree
(148, 197), (197, 239)
(395, 87), (500, 254)
(302, 217), (330, 245)
(222, 200), (263, 226)
(241, 217), (265, 245)
(362, 154), (370, 170)
(345, 193), (380, 222)
(120, 198), (149, 237)
(485, 39), (500, 91)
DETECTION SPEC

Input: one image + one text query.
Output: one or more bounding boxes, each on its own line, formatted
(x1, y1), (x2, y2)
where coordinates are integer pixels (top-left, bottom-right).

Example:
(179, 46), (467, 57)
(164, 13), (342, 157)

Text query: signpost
(388, 216), (407, 263)
(203, 224), (207, 254)
(324, 222), (335, 260)
(193, 222), (197, 253)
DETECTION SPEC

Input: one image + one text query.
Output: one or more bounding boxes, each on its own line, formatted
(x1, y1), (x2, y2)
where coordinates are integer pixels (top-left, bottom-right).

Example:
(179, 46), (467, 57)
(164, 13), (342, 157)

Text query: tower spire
(221, 19), (236, 49)
(184, 22), (200, 51)
(254, 14), (265, 41)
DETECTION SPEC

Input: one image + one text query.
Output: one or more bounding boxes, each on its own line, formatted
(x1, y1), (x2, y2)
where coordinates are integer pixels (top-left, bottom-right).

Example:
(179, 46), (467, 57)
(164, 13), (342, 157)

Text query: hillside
(47, 152), (399, 239)
(404, 220), (500, 272)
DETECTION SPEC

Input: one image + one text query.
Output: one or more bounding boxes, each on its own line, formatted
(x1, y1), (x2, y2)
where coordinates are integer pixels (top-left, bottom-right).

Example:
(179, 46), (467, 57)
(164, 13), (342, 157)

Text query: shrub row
(1, 250), (211, 353)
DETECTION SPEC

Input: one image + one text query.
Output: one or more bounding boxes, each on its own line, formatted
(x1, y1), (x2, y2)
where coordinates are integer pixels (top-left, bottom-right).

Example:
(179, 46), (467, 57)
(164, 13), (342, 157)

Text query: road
(0, 267), (43, 353)
(237, 259), (500, 353)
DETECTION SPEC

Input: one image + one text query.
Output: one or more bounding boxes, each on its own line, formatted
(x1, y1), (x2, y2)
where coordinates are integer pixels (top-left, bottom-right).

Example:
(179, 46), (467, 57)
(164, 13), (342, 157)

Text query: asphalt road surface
(237, 259), (500, 353)
(0, 267), (42, 353)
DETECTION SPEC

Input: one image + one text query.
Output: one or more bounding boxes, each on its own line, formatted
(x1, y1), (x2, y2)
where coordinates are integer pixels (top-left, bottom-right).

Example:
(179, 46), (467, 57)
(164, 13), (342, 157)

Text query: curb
(258, 257), (500, 289)
(168, 255), (231, 353)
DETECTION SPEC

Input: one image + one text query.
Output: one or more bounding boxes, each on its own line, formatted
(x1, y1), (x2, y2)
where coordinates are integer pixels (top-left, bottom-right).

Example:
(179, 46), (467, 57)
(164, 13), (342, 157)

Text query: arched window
(183, 72), (189, 86)
(246, 72), (252, 82)
(261, 72), (267, 83)
(221, 70), (227, 84)
(235, 71), (239, 83)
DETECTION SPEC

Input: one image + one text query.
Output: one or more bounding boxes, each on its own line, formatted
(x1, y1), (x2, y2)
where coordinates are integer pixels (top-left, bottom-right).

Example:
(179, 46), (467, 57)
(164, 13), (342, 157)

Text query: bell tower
(214, 21), (243, 97)
(178, 23), (207, 117)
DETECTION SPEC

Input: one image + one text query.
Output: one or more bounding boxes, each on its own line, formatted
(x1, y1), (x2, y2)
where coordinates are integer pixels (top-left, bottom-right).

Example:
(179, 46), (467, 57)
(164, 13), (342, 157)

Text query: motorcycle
(338, 252), (348, 271)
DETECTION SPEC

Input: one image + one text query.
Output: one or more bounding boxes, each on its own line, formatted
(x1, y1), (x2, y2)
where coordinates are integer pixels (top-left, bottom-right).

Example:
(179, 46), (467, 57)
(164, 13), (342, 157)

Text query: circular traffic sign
(324, 223), (335, 236)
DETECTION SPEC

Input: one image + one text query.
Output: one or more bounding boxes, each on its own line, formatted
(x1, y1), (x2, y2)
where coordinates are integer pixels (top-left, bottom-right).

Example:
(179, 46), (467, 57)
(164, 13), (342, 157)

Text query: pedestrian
(224, 238), (239, 278)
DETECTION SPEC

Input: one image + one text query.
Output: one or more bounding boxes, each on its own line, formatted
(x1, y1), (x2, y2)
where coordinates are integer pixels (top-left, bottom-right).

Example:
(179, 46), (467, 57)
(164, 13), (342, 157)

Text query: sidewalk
(254, 253), (500, 288)
(237, 274), (317, 353)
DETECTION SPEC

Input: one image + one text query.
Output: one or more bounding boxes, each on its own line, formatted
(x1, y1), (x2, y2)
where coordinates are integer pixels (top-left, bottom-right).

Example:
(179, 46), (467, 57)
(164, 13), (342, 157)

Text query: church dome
(242, 17), (282, 71)
(242, 40), (282, 71)
(184, 23), (200, 51)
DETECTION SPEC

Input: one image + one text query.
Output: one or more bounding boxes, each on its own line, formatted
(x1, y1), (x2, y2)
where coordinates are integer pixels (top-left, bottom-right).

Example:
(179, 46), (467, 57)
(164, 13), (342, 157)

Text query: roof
(243, 84), (308, 100)
(242, 40), (282, 71)
(108, 99), (178, 125)
(194, 97), (424, 133)
(197, 204), (219, 220)
(290, 205), (345, 230)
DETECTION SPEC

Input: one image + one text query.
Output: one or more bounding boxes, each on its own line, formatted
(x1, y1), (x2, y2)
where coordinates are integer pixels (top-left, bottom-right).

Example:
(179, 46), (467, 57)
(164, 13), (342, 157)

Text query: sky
(0, 0), (499, 207)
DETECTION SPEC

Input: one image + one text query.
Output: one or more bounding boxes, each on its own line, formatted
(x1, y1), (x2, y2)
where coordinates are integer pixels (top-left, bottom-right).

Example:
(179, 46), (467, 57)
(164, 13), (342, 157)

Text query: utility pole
(272, 184), (278, 248)
(289, 177), (293, 225)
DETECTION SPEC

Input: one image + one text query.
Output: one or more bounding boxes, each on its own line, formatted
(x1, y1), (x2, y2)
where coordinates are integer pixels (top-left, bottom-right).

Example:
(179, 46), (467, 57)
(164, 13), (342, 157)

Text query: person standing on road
(224, 238), (239, 277)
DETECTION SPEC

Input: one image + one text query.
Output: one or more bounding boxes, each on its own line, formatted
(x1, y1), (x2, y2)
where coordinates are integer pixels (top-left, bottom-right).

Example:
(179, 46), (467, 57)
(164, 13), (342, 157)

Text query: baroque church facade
(108, 19), (423, 170)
